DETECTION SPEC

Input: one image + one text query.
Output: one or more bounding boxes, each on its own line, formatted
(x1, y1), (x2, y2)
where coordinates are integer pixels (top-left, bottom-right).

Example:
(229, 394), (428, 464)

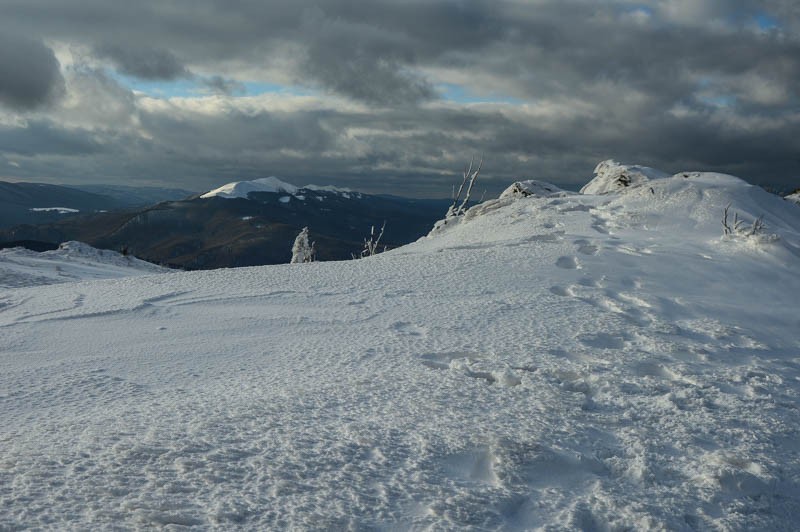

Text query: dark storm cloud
(298, 16), (436, 105)
(0, 0), (799, 192)
(0, 33), (64, 110)
(136, 107), (337, 160)
(94, 44), (190, 80)
(0, 120), (102, 156)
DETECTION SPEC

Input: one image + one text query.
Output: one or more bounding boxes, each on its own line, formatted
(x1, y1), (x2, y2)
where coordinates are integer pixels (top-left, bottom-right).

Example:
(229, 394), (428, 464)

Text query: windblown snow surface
(2, 165), (800, 530)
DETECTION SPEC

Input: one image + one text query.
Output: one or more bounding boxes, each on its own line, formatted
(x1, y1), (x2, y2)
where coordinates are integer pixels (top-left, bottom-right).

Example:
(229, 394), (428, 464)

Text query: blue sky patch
(437, 83), (525, 105)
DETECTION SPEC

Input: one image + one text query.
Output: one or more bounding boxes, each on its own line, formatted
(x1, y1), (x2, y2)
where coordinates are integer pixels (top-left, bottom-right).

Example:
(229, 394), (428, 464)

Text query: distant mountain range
(70, 184), (196, 206)
(0, 181), (124, 228)
(0, 180), (196, 229)
(0, 177), (451, 269)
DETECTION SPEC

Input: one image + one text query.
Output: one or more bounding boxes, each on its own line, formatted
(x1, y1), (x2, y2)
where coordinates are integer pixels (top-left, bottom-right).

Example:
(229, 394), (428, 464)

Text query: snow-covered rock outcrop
(786, 190), (800, 205)
(499, 180), (567, 199)
(580, 159), (669, 195)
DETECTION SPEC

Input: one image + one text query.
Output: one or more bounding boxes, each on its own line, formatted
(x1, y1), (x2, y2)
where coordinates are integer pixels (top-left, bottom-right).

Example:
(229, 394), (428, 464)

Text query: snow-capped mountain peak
(200, 177), (360, 200)
(200, 176), (299, 199)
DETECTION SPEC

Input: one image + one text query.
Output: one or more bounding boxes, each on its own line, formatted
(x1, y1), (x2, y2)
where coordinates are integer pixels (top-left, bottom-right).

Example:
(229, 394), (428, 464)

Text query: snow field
(2, 168), (800, 529)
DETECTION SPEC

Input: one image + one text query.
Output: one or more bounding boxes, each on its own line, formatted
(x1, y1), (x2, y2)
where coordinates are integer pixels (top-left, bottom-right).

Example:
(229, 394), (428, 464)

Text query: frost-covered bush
(290, 227), (315, 263)
(446, 157), (483, 219)
(354, 222), (385, 259)
(721, 204), (778, 243)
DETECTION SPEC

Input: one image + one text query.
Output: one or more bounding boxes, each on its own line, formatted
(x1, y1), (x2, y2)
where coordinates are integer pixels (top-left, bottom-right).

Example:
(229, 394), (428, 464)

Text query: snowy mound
(425, 167), (799, 253)
(0, 241), (169, 288)
(3, 164), (800, 530)
(580, 159), (669, 195)
(499, 179), (567, 199)
(787, 190), (800, 205)
(200, 176), (299, 199)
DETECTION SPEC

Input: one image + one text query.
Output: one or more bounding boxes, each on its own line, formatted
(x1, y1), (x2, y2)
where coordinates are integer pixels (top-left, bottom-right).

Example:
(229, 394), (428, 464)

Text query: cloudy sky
(0, 0), (798, 197)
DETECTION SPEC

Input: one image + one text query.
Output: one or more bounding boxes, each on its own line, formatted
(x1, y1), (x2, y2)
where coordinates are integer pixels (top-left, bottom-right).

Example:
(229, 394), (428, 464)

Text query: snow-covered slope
(2, 166), (800, 529)
(0, 241), (170, 288)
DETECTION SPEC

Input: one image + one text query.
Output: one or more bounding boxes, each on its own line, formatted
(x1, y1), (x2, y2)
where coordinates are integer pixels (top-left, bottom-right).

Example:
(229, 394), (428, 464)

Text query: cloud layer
(0, 0), (798, 195)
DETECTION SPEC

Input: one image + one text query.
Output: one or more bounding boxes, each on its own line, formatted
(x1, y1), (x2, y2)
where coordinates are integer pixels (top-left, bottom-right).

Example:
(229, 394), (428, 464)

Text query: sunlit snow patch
(29, 207), (80, 214)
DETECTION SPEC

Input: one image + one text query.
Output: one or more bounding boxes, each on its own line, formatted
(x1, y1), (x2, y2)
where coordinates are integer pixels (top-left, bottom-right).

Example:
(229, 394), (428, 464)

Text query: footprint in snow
(633, 360), (686, 383)
(440, 447), (500, 486)
(574, 239), (600, 256)
(556, 256), (579, 269)
(390, 321), (427, 337)
(420, 351), (486, 369)
(549, 286), (572, 297)
(419, 352), (522, 387)
(590, 215), (610, 234)
(578, 292), (653, 328)
(577, 277), (601, 288)
(577, 332), (627, 350)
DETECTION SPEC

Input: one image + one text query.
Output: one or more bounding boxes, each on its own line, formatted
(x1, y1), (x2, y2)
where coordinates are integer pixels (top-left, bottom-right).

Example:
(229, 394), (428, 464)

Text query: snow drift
(0, 241), (169, 288)
(2, 163), (800, 530)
